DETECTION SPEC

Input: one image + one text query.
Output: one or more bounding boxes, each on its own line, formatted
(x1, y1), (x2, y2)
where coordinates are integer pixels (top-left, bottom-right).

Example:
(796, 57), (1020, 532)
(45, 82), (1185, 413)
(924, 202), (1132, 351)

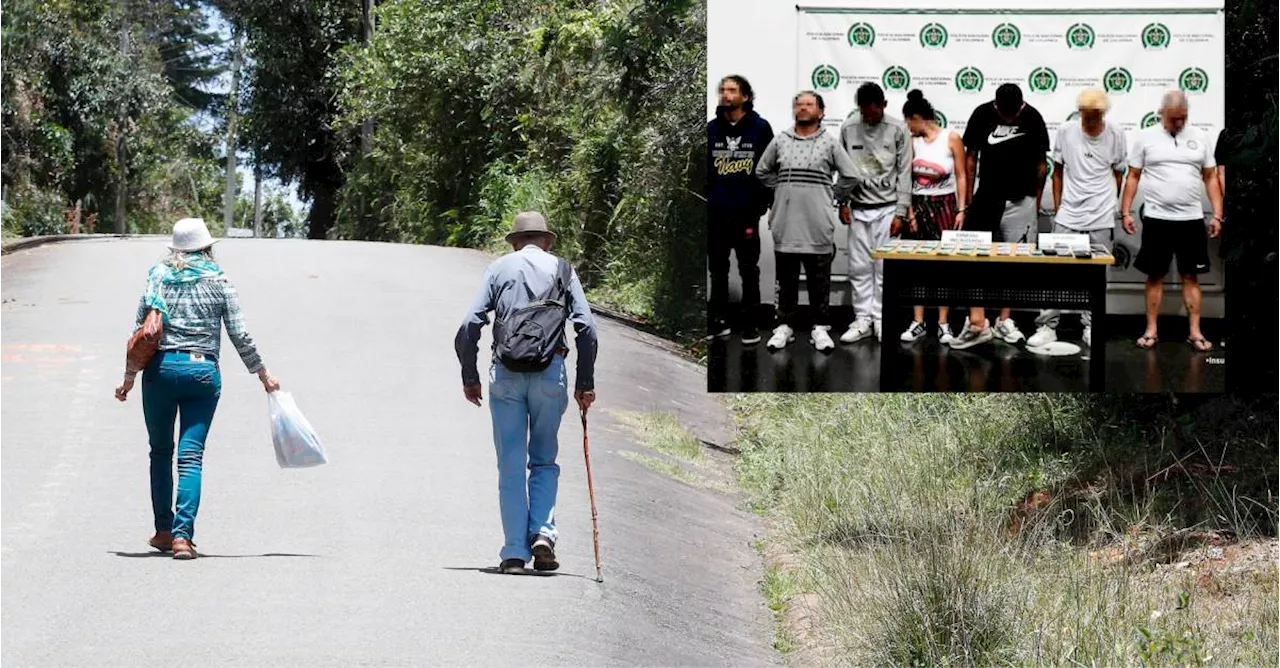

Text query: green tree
(214, 0), (363, 240)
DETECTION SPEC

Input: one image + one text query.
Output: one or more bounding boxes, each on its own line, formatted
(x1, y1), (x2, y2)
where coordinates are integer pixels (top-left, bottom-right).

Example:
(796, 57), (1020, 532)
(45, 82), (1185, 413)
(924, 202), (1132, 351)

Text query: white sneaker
(1082, 326), (1091, 347)
(841, 319), (874, 344)
(900, 321), (927, 342)
(766, 325), (795, 350)
(949, 322), (995, 350)
(994, 318), (1026, 344)
(937, 323), (955, 344)
(1027, 325), (1058, 348)
(810, 326), (835, 352)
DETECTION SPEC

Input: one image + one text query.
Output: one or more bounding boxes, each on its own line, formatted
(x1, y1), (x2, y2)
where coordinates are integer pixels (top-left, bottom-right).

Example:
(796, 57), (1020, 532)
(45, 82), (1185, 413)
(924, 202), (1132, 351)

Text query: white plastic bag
(268, 391), (328, 468)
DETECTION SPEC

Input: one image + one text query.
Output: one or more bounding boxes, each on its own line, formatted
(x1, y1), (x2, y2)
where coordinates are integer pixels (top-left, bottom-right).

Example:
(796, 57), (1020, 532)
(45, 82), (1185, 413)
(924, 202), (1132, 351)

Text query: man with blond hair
(1028, 89), (1127, 349)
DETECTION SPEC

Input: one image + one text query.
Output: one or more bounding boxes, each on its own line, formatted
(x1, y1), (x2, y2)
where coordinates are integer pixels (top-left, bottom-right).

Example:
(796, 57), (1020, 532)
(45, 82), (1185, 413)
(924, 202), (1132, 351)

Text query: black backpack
(494, 259), (573, 372)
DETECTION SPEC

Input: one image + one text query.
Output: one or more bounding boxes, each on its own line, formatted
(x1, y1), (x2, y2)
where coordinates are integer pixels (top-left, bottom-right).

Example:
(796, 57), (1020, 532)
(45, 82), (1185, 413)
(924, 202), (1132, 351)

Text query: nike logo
(987, 130), (1024, 145)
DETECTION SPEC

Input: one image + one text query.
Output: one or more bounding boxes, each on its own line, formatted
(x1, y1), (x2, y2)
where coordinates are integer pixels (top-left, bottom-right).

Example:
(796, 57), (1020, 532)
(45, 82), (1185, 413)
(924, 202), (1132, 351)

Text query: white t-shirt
(1052, 122), (1126, 231)
(911, 129), (958, 196)
(1128, 125), (1216, 221)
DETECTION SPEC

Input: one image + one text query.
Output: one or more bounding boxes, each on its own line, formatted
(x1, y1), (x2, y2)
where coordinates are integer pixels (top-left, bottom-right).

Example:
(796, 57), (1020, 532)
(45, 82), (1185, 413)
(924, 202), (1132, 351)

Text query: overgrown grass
(731, 394), (1278, 666)
(762, 562), (801, 655)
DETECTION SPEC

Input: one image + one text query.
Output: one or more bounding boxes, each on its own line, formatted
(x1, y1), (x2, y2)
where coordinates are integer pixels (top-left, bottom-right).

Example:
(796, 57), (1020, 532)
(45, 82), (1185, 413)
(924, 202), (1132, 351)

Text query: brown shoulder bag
(126, 309), (164, 373)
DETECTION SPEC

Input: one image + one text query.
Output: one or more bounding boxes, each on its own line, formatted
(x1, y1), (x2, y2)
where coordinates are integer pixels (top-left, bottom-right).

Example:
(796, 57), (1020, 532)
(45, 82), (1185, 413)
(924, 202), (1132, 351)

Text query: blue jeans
(488, 355), (569, 562)
(141, 351), (222, 540)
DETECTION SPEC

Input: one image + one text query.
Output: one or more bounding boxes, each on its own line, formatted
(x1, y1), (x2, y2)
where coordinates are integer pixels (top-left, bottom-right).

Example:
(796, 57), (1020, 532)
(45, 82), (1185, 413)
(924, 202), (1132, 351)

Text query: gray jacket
(839, 113), (912, 218)
(755, 127), (863, 254)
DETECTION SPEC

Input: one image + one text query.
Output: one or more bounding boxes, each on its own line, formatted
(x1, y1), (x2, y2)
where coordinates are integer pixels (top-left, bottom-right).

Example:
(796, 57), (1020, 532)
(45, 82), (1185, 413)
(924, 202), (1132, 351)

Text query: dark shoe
(740, 327), (762, 346)
(531, 536), (559, 572)
(148, 531), (174, 552)
(499, 558), (526, 575)
(171, 537), (197, 560)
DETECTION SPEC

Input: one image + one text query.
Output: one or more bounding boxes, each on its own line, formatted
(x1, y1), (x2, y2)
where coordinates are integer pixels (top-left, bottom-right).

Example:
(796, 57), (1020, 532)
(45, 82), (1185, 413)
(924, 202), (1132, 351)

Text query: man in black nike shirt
(950, 83), (1050, 349)
(708, 74), (775, 344)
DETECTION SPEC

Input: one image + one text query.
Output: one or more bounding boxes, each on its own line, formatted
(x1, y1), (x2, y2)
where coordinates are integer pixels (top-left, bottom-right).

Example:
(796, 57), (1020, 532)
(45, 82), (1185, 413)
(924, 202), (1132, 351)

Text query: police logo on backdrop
(1141, 112), (1160, 128)
(1028, 67), (1058, 94)
(935, 111), (948, 128)
(812, 64), (840, 91)
(919, 23), (948, 49)
(882, 66), (911, 91)
(1066, 23), (1096, 50)
(1142, 23), (1171, 49)
(848, 22), (876, 48)
(955, 67), (985, 93)
(992, 23), (1021, 49)
(1103, 67), (1133, 94)
(1179, 67), (1209, 94)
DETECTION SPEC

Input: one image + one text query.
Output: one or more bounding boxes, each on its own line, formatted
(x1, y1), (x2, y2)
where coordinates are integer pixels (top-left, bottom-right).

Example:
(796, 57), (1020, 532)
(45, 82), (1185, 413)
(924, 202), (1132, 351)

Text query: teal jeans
(142, 351), (221, 541)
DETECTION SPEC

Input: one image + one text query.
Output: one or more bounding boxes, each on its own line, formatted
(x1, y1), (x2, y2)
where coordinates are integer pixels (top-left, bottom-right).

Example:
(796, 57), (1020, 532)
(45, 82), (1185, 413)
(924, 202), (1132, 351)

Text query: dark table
(875, 245), (1115, 391)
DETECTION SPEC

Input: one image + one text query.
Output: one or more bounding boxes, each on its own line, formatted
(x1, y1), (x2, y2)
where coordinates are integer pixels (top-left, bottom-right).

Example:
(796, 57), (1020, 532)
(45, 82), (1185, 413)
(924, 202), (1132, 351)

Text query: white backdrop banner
(797, 9), (1224, 158)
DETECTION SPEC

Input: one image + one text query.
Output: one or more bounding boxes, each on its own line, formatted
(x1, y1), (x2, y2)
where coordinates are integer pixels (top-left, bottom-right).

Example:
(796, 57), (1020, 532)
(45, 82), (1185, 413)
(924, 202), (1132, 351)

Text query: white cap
(169, 218), (218, 252)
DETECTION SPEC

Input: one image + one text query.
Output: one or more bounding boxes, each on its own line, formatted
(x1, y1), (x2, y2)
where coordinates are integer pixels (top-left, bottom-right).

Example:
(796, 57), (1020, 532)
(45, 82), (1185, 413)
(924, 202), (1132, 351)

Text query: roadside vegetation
(3, 0), (706, 344)
(731, 394), (1277, 666)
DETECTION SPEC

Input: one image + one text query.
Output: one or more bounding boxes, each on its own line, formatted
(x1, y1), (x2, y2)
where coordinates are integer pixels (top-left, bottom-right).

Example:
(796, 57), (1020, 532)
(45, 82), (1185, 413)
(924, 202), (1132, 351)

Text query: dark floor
(706, 310), (1226, 393)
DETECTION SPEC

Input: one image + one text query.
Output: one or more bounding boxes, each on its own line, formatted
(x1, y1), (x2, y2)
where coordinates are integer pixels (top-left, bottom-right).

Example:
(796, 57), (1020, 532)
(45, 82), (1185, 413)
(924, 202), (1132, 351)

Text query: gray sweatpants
(997, 197), (1037, 244)
(1035, 223), (1115, 329)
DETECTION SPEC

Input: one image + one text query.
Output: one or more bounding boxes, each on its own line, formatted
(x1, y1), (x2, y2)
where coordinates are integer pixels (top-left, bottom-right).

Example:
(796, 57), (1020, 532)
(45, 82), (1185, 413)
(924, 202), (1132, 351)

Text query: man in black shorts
(1120, 91), (1224, 352)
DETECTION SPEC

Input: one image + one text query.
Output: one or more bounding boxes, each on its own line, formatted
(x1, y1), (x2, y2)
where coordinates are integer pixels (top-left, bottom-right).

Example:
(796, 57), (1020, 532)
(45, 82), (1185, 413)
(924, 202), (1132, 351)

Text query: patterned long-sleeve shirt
(133, 276), (264, 374)
(455, 245), (598, 391)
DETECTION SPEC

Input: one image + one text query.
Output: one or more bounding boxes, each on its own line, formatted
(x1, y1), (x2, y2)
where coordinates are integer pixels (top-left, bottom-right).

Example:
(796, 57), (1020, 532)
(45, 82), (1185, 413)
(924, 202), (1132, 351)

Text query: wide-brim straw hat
(504, 211), (557, 243)
(169, 217), (219, 252)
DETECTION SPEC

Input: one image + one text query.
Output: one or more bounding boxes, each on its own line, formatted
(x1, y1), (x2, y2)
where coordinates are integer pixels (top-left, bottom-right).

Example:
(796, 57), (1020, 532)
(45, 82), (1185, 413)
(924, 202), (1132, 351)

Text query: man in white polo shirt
(1120, 91), (1224, 352)
(1028, 89), (1126, 349)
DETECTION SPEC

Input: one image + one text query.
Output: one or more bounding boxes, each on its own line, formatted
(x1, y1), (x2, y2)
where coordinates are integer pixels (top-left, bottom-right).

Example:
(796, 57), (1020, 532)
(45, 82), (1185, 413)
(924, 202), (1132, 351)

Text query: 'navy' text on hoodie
(708, 110), (775, 220)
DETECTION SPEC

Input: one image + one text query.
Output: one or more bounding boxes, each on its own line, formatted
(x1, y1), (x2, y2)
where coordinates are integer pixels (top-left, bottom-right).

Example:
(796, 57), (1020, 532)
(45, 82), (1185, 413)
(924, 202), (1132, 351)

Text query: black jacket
(707, 109), (775, 220)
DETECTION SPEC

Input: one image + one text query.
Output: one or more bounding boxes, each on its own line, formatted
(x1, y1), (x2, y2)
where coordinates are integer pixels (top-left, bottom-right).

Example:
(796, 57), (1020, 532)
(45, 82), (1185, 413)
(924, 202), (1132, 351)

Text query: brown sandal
(1187, 336), (1213, 352)
(171, 538), (198, 560)
(1136, 334), (1158, 349)
(148, 531), (174, 552)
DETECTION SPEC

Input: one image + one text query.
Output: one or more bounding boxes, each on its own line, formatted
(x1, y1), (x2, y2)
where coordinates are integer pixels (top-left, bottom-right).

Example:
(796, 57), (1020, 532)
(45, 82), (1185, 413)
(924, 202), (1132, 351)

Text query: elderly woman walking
(115, 218), (280, 560)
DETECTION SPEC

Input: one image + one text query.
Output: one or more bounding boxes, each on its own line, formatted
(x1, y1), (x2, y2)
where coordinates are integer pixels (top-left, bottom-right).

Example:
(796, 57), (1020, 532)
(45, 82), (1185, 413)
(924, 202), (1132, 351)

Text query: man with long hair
(708, 75), (775, 344)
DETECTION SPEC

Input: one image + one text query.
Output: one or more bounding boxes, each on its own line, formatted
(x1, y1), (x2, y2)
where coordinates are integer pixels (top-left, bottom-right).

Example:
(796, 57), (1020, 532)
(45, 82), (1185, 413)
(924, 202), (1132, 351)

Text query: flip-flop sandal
(1187, 336), (1213, 352)
(1136, 334), (1158, 349)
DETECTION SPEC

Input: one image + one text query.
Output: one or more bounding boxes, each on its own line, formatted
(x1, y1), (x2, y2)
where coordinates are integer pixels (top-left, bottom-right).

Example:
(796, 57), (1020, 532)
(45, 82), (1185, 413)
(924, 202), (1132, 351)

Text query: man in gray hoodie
(755, 90), (863, 353)
(837, 82), (912, 344)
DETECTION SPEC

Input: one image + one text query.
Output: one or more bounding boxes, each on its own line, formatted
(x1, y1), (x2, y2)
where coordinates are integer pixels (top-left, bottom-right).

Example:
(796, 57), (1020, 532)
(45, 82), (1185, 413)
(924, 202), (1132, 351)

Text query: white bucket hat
(169, 218), (219, 252)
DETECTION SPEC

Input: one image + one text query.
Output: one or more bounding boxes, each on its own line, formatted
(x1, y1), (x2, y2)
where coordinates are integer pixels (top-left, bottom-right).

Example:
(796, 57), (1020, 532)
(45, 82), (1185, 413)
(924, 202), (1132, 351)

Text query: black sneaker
(498, 558), (526, 575)
(740, 327), (762, 346)
(531, 536), (559, 572)
(709, 320), (731, 339)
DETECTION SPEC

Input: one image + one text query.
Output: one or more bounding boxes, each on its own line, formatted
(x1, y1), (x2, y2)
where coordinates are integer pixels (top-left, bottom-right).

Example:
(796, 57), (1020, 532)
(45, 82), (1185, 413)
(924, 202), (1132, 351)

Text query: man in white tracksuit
(837, 82), (912, 343)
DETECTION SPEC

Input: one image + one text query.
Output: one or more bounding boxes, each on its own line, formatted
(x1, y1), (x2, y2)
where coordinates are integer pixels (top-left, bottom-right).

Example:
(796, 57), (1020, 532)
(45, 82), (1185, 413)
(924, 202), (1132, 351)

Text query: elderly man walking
(455, 212), (598, 575)
(1121, 91), (1224, 352)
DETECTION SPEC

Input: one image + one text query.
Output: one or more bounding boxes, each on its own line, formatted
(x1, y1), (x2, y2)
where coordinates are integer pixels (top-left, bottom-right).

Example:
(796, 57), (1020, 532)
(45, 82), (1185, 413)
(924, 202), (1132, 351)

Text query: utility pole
(360, 0), (375, 155)
(115, 0), (130, 234)
(223, 29), (244, 235)
(252, 147), (263, 238)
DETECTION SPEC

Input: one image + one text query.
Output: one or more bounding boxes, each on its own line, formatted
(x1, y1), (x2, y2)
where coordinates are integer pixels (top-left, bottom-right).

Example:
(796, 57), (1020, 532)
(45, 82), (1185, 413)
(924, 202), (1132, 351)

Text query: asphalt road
(1, 238), (778, 667)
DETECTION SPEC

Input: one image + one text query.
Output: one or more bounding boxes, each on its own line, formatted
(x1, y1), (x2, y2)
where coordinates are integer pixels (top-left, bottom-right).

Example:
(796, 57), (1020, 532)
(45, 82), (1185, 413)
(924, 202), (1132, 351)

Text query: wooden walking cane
(581, 407), (603, 583)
